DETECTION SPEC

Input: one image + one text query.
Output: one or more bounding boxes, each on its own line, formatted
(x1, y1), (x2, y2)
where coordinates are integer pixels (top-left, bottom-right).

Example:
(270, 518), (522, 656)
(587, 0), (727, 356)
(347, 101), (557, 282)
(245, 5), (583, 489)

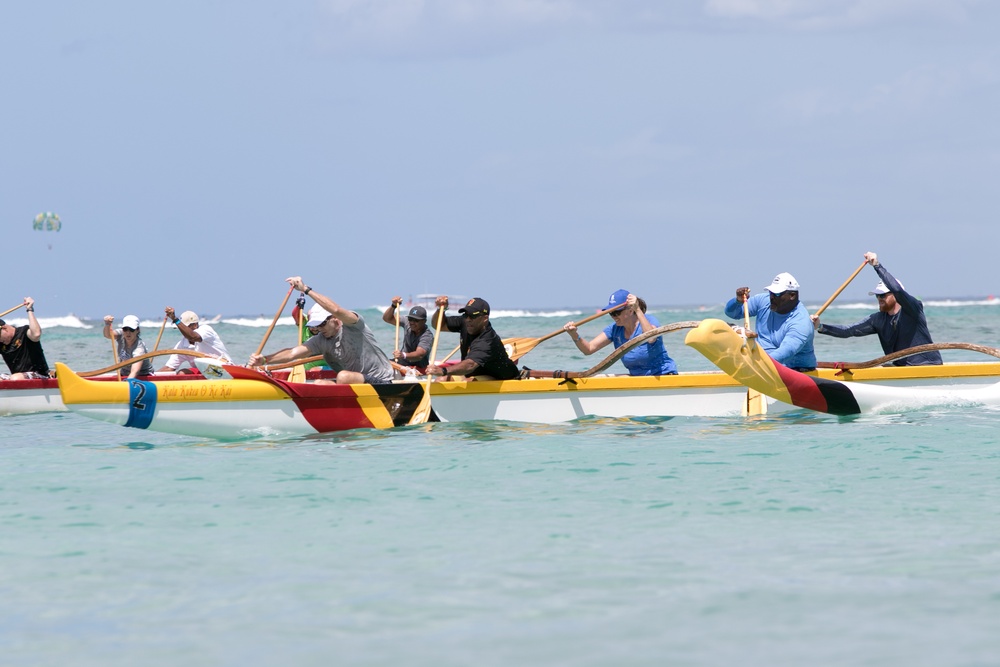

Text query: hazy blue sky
(3, 0), (998, 318)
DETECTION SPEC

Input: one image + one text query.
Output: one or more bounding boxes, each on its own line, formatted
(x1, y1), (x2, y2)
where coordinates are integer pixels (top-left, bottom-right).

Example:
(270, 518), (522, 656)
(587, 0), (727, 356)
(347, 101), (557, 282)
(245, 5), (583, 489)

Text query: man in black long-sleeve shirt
(811, 252), (942, 366)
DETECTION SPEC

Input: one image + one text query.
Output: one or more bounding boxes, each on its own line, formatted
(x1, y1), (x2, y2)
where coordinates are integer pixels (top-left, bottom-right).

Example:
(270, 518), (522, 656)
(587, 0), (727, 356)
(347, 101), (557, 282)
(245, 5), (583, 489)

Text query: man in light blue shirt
(724, 272), (816, 371)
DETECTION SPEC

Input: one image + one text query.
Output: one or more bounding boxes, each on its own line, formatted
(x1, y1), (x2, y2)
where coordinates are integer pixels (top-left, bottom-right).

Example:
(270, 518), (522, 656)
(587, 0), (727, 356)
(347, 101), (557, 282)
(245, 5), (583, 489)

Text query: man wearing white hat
(158, 306), (233, 373)
(250, 277), (394, 385)
(725, 271), (816, 371)
(811, 252), (941, 366)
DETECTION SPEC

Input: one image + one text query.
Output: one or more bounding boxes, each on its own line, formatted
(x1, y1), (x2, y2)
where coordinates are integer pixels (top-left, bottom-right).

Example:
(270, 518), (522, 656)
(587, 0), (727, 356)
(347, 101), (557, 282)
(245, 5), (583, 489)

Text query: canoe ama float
(684, 318), (1000, 415)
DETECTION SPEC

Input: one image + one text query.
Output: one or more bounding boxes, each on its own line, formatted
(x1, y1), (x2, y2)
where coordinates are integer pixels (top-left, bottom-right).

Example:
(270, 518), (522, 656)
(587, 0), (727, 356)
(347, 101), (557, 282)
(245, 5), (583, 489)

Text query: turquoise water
(3, 303), (1000, 666)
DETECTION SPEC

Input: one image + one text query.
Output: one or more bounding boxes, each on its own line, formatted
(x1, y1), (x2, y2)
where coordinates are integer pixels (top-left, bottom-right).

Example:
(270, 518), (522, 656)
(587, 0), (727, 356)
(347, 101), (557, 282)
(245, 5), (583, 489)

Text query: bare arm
(24, 297), (41, 342)
(286, 276), (358, 325)
(249, 344), (311, 367)
(382, 296), (403, 325)
(165, 306), (202, 343)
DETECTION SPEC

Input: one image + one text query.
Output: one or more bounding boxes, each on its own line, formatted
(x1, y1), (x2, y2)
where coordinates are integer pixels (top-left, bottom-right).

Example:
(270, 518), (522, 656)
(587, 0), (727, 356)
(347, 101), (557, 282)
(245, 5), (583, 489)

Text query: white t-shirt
(163, 324), (232, 370)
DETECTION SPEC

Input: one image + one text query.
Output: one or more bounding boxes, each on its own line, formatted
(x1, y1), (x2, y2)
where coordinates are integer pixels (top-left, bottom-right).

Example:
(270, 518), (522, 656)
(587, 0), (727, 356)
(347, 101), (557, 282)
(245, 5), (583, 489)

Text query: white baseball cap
(765, 272), (800, 294)
(869, 280), (903, 295)
(122, 315), (140, 329)
(180, 310), (199, 325)
(306, 305), (334, 327)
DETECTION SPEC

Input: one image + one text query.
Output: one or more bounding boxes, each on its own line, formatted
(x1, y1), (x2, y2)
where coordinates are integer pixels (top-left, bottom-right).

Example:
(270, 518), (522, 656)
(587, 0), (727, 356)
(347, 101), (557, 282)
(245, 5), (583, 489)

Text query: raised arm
(24, 297), (41, 342)
(287, 276), (358, 325)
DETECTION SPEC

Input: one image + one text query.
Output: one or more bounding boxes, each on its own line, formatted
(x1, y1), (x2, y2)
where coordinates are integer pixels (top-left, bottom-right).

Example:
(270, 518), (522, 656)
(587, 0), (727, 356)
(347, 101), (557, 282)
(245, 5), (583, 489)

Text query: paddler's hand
(810, 314), (821, 330)
(393, 349), (404, 361)
(864, 251), (878, 267)
(736, 287), (750, 303)
(103, 315), (114, 326)
(392, 296), (403, 308)
(249, 353), (266, 367)
(426, 365), (448, 377)
(165, 306), (176, 321)
(286, 276), (306, 292)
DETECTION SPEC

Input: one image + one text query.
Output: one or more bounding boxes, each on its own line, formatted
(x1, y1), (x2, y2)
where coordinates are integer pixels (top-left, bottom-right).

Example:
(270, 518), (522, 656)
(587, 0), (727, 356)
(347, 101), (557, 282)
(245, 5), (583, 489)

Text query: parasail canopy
(33, 211), (62, 232)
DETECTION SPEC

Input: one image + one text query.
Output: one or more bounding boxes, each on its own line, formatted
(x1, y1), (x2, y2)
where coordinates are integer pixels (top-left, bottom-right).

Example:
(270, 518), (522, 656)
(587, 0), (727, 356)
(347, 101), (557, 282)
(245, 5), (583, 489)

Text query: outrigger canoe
(55, 362), (762, 438)
(55, 342), (1000, 438)
(685, 318), (1000, 415)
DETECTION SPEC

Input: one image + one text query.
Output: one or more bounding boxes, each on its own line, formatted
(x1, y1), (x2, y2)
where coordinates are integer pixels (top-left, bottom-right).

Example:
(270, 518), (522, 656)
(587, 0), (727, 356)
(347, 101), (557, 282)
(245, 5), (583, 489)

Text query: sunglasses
(876, 293), (890, 300)
(122, 327), (136, 332)
(463, 312), (486, 319)
(609, 309), (627, 318)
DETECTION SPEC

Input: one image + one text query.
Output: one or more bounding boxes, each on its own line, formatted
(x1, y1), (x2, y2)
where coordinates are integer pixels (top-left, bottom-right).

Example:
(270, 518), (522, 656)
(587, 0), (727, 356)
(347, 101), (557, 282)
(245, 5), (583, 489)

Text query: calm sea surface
(3, 301), (1000, 666)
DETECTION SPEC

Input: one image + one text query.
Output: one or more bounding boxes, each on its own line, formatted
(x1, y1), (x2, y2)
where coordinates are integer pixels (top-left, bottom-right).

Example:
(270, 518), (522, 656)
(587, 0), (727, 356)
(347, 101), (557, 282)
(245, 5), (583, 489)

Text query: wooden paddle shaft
(0, 303), (25, 319)
(814, 260), (869, 318)
(153, 316), (167, 352)
(255, 286), (294, 356)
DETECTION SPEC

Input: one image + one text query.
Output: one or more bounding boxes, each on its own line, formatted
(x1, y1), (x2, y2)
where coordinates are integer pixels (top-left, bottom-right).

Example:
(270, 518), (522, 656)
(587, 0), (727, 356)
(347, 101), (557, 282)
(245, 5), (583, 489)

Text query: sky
(3, 0), (999, 318)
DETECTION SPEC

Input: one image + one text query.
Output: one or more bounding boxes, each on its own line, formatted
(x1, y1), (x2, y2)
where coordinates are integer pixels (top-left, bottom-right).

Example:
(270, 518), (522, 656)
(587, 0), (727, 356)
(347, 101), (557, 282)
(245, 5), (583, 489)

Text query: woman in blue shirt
(563, 289), (678, 376)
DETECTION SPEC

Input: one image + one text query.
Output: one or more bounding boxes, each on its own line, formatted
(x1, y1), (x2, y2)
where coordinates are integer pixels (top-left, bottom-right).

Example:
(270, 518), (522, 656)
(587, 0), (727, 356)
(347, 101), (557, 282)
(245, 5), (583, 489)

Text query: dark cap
(458, 297), (490, 317)
(0, 318), (5, 327)
(407, 305), (427, 321)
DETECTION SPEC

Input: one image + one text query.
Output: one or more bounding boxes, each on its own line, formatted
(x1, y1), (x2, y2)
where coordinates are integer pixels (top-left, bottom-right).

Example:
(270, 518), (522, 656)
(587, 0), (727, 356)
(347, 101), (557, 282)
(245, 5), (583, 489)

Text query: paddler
(0, 296), (51, 380)
(811, 251), (942, 366)
(725, 272), (816, 371)
(249, 277), (395, 385)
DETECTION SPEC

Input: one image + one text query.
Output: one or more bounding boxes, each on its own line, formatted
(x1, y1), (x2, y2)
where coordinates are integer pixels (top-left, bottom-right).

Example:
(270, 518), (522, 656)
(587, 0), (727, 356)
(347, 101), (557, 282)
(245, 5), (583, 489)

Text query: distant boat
(407, 294), (468, 310)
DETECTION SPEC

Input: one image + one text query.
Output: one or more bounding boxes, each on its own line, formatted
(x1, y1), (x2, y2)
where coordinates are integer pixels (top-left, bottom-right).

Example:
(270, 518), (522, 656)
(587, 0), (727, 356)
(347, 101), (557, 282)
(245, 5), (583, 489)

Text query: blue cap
(606, 289), (629, 310)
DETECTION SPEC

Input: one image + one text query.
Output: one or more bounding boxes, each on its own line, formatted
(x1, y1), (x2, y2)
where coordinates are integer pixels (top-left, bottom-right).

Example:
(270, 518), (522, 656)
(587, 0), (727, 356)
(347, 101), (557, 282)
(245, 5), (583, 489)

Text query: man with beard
(725, 272), (816, 371)
(810, 252), (942, 366)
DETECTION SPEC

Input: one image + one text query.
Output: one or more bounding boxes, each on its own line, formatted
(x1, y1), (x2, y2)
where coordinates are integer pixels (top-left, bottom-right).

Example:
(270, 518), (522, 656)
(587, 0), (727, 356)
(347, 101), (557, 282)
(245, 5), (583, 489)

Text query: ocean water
(3, 301), (1000, 666)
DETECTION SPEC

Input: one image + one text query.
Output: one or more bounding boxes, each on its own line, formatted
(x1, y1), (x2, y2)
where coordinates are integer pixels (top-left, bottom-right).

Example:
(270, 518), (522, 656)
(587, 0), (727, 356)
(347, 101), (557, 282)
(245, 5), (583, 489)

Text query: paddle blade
(287, 364), (306, 383)
(407, 305), (445, 426)
(742, 388), (768, 416)
(408, 384), (433, 425)
(505, 337), (540, 362)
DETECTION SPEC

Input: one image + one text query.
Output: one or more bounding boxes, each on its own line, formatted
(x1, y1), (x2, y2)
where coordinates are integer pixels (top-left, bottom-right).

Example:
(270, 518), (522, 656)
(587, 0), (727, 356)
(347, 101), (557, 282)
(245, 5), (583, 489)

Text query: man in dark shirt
(811, 252), (942, 366)
(0, 297), (51, 380)
(425, 297), (520, 380)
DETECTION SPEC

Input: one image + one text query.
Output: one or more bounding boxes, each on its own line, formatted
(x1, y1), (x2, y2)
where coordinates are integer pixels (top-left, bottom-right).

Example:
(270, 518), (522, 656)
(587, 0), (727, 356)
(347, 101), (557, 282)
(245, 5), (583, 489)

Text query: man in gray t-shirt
(249, 277), (394, 385)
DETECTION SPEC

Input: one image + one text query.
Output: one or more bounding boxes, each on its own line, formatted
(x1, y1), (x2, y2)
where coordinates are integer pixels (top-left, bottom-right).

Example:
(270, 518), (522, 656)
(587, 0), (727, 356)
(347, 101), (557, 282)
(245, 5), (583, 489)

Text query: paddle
(0, 303), (25, 319)
(153, 316), (167, 352)
(408, 306), (446, 426)
(110, 325), (121, 381)
(287, 293), (307, 383)
(813, 260), (869, 318)
(266, 354), (322, 372)
(255, 286), (294, 358)
(440, 343), (460, 364)
(520, 321), (701, 379)
(504, 304), (628, 362)
(742, 295), (767, 416)
(394, 305), (401, 363)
